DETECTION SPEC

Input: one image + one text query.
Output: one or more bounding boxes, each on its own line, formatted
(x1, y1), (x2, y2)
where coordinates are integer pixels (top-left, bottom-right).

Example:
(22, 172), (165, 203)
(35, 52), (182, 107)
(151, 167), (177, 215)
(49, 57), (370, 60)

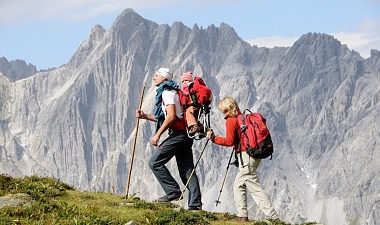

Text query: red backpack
(180, 76), (212, 107)
(238, 109), (274, 159)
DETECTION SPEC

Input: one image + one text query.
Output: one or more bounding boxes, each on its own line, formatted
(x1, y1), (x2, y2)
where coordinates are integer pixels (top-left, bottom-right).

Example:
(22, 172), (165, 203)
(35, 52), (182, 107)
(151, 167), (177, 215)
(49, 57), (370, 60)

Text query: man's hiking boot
(230, 216), (249, 222)
(187, 206), (202, 211)
(157, 191), (182, 203)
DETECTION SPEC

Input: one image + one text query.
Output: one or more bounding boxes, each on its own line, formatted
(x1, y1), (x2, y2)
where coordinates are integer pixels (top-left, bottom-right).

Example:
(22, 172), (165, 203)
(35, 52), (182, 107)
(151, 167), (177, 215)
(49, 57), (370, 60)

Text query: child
(181, 71), (203, 135)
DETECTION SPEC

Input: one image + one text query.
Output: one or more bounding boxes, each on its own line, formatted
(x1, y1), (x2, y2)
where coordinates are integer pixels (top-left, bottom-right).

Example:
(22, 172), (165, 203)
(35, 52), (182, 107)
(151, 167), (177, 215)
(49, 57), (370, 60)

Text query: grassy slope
(0, 175), (317, 225)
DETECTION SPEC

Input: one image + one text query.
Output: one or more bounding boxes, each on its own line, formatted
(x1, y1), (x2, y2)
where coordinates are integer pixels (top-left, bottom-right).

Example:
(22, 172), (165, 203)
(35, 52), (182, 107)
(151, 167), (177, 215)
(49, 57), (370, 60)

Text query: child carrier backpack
(188, 76), (213, 106)
(180, 76), (213, 140)
(238, 109), (274, 159)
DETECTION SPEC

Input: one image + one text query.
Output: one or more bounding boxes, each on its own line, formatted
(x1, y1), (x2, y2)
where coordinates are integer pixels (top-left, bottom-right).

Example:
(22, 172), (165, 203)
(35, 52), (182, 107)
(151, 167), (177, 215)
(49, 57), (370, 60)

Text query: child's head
(181, 71), (193, 84)
(218, 96), (240, 117)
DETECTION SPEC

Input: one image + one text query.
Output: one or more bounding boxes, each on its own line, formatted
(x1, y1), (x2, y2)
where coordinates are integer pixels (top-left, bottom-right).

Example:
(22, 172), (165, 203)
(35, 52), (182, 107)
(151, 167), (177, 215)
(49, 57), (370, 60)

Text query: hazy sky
(0, 0), (379, 70)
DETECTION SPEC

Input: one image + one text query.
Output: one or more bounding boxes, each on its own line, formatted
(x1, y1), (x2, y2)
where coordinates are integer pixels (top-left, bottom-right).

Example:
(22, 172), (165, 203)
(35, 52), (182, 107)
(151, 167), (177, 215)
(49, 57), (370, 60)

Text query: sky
(0, 0), (379, 70)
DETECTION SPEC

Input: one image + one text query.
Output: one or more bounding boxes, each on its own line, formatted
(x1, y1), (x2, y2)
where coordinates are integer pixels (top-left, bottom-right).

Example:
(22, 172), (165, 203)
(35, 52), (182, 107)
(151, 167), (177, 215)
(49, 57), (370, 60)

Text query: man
(135, 68), (202, 210)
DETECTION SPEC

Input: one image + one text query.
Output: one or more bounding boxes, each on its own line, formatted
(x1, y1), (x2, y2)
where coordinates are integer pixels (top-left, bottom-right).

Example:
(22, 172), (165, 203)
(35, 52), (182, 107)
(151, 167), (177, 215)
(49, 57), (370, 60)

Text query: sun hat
(181, 71), (193, 83)
(156, 68), (173, 80)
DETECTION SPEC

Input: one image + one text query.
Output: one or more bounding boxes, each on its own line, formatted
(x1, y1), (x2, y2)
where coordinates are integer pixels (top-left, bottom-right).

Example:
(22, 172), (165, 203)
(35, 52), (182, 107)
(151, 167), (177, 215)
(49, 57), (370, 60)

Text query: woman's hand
(206, 128), (215, 141)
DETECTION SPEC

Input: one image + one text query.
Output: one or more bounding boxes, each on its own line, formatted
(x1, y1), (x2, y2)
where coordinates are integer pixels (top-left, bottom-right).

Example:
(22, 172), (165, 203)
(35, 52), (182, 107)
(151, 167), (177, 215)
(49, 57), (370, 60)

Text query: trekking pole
(215, 148), (234, 206)
(125, 86), (145, 199)
(177, 137), (210, 206)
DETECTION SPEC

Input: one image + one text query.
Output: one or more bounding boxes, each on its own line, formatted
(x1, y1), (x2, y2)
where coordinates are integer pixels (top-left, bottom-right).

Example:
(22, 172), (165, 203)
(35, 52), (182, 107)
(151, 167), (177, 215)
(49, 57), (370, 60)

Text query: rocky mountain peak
(115, 8), (143, 23)
(90, 24), (106, 41)
(0, 57), (37, 81)
(68, 24), (106, 68)
(110, 8), (148, 33)
(288, 32), (350, 60)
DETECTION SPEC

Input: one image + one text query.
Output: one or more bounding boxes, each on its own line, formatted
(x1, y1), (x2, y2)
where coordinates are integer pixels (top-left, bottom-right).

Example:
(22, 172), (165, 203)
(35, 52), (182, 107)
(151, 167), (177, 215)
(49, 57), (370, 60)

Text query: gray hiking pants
(148, 130), (202, 208)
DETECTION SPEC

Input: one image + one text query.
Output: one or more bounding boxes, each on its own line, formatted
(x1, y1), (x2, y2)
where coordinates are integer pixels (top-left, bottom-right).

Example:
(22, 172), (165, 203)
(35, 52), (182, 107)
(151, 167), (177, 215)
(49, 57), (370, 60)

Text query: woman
(206, 96), (279, 222)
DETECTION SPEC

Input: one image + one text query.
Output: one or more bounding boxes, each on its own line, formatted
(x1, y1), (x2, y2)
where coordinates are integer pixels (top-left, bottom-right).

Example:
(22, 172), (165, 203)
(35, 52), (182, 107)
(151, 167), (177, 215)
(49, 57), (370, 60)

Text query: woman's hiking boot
(230, 216), (249, 222)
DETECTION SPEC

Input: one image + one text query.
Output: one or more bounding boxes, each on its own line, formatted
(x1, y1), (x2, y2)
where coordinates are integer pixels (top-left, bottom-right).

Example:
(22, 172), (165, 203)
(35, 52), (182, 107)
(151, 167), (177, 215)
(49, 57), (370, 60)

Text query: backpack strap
(239, 113), (252, 151)
(162, 90), (186, 131)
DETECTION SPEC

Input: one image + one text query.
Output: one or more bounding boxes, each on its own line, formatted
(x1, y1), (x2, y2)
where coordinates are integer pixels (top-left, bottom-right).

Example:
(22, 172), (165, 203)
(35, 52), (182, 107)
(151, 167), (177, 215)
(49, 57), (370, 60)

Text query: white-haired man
(136, 68), (202, 210)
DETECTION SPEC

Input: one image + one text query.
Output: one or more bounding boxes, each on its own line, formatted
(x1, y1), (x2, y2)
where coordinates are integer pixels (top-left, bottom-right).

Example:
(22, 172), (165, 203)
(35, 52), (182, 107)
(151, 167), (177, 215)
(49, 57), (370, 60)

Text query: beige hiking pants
(234, 151), (278, 219)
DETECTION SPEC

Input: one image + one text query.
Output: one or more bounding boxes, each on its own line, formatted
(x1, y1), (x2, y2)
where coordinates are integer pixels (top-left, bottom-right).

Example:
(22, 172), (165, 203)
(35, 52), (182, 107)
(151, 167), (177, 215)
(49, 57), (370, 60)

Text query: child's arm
(210, 118), (238, 147)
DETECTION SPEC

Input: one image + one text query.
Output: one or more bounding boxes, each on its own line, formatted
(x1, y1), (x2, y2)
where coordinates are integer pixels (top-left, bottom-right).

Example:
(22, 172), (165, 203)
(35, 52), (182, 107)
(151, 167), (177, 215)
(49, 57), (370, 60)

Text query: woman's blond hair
(217, 96), (240, 116)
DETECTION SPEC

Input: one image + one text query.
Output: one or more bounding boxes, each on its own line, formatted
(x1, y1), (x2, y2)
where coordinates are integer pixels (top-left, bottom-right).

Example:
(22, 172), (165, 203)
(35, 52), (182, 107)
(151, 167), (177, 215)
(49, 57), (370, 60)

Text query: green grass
(0, 174), (317, 225)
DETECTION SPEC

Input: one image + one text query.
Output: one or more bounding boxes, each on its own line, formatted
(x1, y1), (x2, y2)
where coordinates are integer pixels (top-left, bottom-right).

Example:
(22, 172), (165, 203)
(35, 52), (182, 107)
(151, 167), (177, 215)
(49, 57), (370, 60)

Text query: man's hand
(136, 109), (145, 119)
(151, 134), (160, 146)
